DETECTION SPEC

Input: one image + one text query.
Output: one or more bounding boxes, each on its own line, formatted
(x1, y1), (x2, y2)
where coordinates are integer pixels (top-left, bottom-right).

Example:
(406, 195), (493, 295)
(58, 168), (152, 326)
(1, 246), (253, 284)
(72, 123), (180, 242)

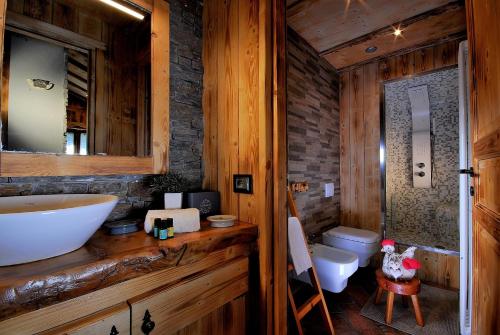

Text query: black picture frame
(233, 174), (253, 194)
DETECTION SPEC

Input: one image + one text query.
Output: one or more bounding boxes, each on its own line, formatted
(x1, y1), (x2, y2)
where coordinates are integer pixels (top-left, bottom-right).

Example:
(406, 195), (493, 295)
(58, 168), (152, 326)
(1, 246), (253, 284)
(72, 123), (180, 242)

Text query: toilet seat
(322, 226), (380, 267)
(323, 226), (379, 244)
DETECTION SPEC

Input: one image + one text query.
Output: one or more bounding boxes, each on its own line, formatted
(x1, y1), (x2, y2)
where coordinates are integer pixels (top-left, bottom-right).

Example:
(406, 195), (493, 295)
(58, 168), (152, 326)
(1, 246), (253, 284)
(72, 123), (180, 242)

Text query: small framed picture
(233, 174), (253, 194)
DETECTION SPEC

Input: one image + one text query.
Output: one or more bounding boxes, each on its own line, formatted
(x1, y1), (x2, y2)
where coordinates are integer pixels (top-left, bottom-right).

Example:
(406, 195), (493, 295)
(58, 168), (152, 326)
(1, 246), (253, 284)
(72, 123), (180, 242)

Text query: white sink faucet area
(0, 194), (118, 266)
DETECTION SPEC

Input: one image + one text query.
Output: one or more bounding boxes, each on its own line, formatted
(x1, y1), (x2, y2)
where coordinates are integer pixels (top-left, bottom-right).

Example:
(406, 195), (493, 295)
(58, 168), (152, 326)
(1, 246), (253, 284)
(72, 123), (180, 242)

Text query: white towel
(144, 208), (200, 233)
(288, 217), (312, 275)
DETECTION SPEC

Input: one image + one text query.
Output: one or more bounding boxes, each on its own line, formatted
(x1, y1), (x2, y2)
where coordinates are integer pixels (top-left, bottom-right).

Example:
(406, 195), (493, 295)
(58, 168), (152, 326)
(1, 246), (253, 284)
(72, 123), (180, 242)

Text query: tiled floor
(289, 267), (407, 335)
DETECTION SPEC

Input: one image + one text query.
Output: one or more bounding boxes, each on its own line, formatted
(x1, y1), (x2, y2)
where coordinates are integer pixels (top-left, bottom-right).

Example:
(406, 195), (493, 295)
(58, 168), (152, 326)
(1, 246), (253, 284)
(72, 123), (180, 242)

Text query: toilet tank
(322, 226), (380, 267)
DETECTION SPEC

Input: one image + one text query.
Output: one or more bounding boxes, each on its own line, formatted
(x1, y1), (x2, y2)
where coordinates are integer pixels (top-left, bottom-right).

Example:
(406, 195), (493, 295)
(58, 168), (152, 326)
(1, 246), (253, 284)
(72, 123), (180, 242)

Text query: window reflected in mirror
(1, 0), (151, 157)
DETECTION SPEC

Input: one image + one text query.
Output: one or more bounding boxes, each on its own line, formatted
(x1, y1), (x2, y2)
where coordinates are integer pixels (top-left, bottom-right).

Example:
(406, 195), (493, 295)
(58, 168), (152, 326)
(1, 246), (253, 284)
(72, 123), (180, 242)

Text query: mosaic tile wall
(287, 28), (340, 237)
(384, 68), (459, 251)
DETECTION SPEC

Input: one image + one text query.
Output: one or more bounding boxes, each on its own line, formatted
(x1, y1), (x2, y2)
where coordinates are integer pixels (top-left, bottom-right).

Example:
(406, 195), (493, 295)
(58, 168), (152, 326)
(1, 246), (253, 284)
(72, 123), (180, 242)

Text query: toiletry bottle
(166, 218), (174, 238)
(153, 218), (161, 238)
(159, 220), (168, 240)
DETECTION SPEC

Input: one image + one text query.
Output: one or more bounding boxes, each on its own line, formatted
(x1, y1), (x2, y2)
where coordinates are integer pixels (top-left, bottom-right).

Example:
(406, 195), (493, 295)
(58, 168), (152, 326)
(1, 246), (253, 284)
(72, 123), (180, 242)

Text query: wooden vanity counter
(0, 221), (257, 334)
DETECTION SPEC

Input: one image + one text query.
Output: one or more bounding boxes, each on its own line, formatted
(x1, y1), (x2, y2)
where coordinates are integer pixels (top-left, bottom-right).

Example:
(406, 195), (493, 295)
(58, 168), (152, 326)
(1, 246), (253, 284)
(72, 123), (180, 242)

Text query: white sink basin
(0, 194), (118, 266)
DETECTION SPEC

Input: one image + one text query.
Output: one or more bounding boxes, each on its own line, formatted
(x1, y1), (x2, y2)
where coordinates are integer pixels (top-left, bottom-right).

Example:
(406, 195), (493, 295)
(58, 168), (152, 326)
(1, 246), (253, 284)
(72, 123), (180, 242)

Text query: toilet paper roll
(144, 208), (200, 233)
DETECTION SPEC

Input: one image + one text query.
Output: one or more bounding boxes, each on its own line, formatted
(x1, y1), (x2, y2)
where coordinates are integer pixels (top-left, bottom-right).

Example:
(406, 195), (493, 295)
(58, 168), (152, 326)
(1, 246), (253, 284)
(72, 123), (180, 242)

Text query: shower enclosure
(381, 67), (460, 253)
(380, 40), (472, 335)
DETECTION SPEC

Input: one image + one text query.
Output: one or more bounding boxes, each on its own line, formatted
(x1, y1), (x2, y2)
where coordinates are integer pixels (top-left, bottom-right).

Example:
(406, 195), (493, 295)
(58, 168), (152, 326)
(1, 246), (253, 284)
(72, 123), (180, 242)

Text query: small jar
(166, 218), (174, 238)
(153, 218), (161, 238)
(159, 220), (168, 240)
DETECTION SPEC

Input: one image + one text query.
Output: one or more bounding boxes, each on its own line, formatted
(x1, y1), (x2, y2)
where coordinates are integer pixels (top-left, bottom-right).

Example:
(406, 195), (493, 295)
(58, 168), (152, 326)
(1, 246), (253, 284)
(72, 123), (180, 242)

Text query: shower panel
(408, 85), (432, 188)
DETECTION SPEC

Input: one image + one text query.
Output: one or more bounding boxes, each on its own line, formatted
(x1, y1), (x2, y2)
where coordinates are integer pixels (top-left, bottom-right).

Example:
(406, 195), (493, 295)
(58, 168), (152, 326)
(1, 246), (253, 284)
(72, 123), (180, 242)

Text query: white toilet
(295, 243), (359, 293)
(322, 226), (380, 267)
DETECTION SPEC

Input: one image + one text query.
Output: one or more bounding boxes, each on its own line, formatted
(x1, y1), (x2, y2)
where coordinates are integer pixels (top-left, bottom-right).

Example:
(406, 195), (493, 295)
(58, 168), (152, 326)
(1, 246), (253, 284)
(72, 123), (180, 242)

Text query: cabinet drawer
(130, 257), (248, 335)
(41, 303), (130, 335)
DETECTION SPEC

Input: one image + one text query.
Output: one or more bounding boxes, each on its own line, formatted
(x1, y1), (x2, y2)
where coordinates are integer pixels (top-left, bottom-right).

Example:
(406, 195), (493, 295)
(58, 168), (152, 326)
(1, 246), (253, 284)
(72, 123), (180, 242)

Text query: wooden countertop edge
(0, 221), (257, 322)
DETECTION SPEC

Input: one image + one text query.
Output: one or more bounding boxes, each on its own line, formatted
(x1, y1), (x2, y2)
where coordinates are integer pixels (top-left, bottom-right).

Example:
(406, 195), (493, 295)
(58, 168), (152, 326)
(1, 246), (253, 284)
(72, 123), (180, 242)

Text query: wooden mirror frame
(0, 0), (169, 176)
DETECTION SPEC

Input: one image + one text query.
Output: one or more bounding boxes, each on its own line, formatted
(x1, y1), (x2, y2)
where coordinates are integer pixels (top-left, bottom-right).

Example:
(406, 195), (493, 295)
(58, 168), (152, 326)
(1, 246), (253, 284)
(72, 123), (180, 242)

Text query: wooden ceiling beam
(319, 2), (462, 57)
(322, 2), (466, 69)
(287, 0), (452, 53)
(337, 33), (465, 73)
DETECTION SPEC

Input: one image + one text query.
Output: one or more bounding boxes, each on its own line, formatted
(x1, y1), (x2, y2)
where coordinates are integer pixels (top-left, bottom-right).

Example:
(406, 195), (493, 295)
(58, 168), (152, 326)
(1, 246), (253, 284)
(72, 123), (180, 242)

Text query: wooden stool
(375, 269), (425, 327)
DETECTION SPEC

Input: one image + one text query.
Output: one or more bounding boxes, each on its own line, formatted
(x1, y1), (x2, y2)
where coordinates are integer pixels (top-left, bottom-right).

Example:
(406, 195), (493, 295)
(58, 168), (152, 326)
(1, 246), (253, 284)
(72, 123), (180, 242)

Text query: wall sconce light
(99, 0), (145, 20)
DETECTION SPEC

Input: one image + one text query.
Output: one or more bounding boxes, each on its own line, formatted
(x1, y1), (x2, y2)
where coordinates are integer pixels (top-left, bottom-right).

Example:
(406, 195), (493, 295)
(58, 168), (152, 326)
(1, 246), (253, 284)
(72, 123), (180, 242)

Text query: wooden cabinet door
(129, 258), (248, 335)
(466, 1), (500, 334)
(41, 303), (130, 335)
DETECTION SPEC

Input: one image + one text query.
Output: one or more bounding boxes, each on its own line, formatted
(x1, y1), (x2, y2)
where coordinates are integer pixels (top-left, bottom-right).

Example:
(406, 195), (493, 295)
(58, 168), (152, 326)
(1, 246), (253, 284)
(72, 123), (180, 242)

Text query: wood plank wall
(6, 0), (107, 43)
(339, 39), (461, 234)
(202, 0), (274, 333)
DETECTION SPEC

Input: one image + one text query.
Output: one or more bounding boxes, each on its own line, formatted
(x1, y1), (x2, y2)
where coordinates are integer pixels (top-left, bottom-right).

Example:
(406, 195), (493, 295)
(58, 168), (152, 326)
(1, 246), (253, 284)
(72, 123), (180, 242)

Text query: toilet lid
(324, 226), (379, 244)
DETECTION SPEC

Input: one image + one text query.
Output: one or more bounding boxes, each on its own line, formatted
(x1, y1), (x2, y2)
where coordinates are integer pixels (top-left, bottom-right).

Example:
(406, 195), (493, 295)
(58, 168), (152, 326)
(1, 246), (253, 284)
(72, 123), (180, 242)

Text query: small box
(184, 191), (220, 218)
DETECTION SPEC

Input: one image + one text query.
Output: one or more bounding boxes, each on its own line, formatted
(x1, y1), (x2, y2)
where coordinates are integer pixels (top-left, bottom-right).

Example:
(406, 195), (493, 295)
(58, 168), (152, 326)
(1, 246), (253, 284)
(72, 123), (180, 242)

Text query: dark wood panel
(272, 0), (287, 333)
(413, 46), (435, 73)
(363, 63), (381, 233)
(348, 67), (364, 228)
(339, 72), (351, 226)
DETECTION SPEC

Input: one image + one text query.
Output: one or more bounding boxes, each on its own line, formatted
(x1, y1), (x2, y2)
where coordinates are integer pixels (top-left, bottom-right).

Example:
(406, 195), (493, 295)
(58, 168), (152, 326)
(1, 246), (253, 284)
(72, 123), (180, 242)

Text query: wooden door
(465, 1), (500, 334)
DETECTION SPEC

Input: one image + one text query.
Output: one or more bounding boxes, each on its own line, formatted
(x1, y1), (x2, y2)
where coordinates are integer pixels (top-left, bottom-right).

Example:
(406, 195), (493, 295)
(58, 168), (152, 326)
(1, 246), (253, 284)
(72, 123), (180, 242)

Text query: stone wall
(0, 0), (204, 221)
(169, 0), (203, 182)
(287, 28), (340, 237)
(384, 68), (459, 251)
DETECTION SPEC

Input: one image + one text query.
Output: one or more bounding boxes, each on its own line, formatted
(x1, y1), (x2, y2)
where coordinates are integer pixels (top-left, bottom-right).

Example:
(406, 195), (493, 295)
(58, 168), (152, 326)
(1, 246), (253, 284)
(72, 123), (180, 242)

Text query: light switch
(325, 183), (334, 198)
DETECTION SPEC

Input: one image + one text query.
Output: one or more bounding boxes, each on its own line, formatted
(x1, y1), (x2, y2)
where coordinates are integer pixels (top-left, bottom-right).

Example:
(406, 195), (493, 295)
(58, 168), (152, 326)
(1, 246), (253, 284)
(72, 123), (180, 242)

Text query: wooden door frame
(272, 0), (287, 334)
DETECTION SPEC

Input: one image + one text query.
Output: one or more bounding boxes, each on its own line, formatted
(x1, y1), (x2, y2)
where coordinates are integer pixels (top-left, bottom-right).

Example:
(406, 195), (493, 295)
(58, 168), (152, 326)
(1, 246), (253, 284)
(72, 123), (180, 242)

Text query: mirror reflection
(1, 0), (151, 156)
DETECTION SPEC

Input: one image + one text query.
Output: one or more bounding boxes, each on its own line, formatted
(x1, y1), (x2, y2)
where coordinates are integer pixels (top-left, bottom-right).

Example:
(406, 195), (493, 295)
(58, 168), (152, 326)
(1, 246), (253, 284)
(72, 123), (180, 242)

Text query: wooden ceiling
(287, 0), (467, 69)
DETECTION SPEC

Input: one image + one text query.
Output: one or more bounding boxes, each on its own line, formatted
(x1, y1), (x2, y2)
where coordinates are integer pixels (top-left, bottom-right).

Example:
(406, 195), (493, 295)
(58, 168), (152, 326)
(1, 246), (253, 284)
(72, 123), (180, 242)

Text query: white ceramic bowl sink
(0, 194), (118, 266)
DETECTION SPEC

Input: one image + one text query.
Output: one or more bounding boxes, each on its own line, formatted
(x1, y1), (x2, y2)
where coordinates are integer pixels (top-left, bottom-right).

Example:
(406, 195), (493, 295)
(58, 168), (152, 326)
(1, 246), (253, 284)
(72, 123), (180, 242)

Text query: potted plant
(150, 172), (189, 209)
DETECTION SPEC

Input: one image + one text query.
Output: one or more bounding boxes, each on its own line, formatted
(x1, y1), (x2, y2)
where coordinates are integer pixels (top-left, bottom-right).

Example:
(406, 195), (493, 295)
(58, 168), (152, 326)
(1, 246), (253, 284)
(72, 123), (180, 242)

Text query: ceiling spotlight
(393, 28), (402, 37)
(365, 46), (378, 53)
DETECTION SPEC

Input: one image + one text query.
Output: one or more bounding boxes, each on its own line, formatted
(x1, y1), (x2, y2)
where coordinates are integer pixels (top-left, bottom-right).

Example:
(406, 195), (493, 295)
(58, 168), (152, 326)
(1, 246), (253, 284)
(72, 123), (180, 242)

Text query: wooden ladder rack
(287, 189), (335, 335)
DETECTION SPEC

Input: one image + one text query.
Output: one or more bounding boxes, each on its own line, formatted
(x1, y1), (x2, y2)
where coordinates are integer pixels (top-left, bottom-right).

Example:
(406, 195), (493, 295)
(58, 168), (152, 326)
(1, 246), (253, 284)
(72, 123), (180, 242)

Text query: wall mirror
(0, 0), (169, 176)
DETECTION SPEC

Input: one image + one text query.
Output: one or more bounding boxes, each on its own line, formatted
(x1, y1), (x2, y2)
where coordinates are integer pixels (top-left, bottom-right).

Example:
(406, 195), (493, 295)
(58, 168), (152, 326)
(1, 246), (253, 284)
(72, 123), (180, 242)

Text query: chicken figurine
(381, 239), (421, 281)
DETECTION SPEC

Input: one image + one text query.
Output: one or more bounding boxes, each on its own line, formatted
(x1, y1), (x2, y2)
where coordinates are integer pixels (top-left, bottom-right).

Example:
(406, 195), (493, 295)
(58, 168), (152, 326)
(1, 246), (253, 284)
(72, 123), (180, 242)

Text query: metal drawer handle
(141, 309), (155, 335)
(110, 325), (119, 335)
